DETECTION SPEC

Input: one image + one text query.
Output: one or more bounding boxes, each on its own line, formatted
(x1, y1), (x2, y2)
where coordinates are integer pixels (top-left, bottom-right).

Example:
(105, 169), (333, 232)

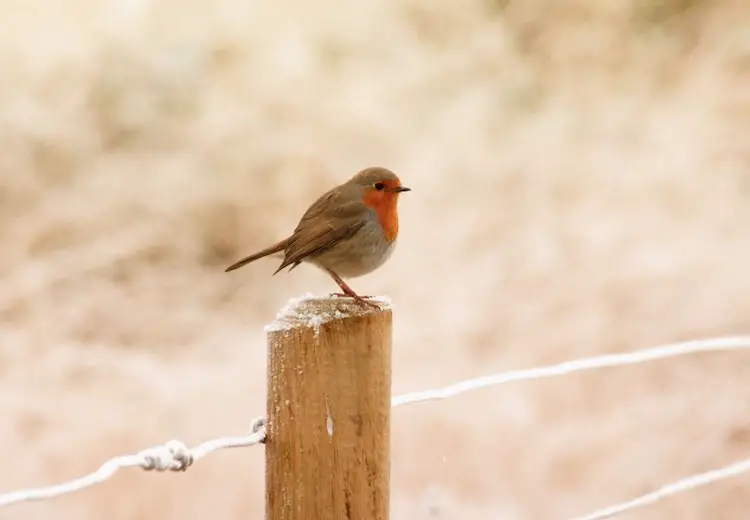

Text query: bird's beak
(392, 186), (411, 193)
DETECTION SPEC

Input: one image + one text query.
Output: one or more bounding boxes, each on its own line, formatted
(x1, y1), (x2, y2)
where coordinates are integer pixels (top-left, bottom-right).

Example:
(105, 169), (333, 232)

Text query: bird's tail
(224, 238), (290, 272)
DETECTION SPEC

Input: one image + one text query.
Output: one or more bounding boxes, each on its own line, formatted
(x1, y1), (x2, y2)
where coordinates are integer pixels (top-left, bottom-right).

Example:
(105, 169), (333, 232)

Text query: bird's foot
(325, 268), (381, 309)
(331, 292), (373, 299)
(330, 292), (381, 309)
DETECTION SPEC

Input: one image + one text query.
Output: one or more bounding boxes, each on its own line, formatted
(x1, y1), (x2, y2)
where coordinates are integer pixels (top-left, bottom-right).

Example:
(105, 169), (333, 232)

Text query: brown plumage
(225, 166), (410, 307)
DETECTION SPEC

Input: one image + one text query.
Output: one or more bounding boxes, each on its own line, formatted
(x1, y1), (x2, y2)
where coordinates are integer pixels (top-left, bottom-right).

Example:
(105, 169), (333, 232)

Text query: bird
(224, 166), (410, 308)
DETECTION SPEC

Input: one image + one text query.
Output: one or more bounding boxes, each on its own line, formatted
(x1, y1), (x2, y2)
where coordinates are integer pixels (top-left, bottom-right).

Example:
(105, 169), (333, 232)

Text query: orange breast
(362, 192), (399, 242)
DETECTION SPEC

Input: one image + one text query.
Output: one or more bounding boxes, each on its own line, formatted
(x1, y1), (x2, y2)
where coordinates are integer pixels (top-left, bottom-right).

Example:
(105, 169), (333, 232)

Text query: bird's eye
(374, 182), (385, 191)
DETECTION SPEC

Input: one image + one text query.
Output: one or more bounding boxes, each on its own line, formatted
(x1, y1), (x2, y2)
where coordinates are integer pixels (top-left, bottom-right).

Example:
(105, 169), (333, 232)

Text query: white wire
(389, 335), (750, 519)
(572, 457), (750, 520)
(392, 336), (750, 407)
(1, 336), (750, 517)
(0, 418), (266, 508)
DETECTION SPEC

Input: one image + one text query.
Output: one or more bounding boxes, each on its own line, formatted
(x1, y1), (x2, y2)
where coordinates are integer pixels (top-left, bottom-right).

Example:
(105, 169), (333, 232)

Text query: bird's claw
(329, 293), (381, 309)
(330, 292), (373, 299)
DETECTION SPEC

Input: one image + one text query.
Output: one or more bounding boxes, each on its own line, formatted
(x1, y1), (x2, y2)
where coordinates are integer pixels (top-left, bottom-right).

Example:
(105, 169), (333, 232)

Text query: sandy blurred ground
(1, 0), (750, 518)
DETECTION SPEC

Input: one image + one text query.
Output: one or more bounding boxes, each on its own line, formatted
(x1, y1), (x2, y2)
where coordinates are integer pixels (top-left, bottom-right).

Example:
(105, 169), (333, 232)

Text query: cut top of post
(264, 294), (393, 334)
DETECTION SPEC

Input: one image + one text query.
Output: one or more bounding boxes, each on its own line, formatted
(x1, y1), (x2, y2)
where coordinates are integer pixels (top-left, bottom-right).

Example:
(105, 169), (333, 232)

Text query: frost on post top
(264, 293), (392, 333)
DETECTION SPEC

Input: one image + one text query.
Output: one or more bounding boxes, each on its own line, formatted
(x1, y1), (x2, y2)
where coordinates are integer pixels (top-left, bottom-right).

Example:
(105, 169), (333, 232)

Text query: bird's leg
(325, 268), (380, 309)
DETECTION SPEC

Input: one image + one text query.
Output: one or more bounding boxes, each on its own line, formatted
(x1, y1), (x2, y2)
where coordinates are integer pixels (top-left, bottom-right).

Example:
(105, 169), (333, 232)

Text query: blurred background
(2, 0), (750, 518)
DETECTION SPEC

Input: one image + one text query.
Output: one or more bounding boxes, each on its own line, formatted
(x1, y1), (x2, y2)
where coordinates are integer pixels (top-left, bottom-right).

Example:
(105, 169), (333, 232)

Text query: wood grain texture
(265, 296), (392, 520)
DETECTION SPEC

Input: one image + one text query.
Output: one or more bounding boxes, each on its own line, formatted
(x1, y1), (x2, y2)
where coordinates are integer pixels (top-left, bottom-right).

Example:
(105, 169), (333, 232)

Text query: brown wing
(273, 188), (366, 274)
(294, 186), (364, 224)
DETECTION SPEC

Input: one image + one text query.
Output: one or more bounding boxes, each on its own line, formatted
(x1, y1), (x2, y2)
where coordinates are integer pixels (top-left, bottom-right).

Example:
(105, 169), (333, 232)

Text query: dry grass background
(2, 0), (750, 518)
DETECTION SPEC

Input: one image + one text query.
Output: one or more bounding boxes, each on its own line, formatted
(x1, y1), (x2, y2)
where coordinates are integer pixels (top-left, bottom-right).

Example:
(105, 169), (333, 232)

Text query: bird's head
(350, 166), (410, 201)
(348, 166), (410, 240)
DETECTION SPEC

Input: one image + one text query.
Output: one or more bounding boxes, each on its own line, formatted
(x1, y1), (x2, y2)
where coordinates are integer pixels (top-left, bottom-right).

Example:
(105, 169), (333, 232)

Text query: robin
(225, 166), (410, 308)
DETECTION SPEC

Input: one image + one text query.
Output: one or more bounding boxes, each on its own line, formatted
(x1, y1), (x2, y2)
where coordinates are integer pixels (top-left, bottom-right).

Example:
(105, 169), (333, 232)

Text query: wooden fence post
(265, 295), (392, 520)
